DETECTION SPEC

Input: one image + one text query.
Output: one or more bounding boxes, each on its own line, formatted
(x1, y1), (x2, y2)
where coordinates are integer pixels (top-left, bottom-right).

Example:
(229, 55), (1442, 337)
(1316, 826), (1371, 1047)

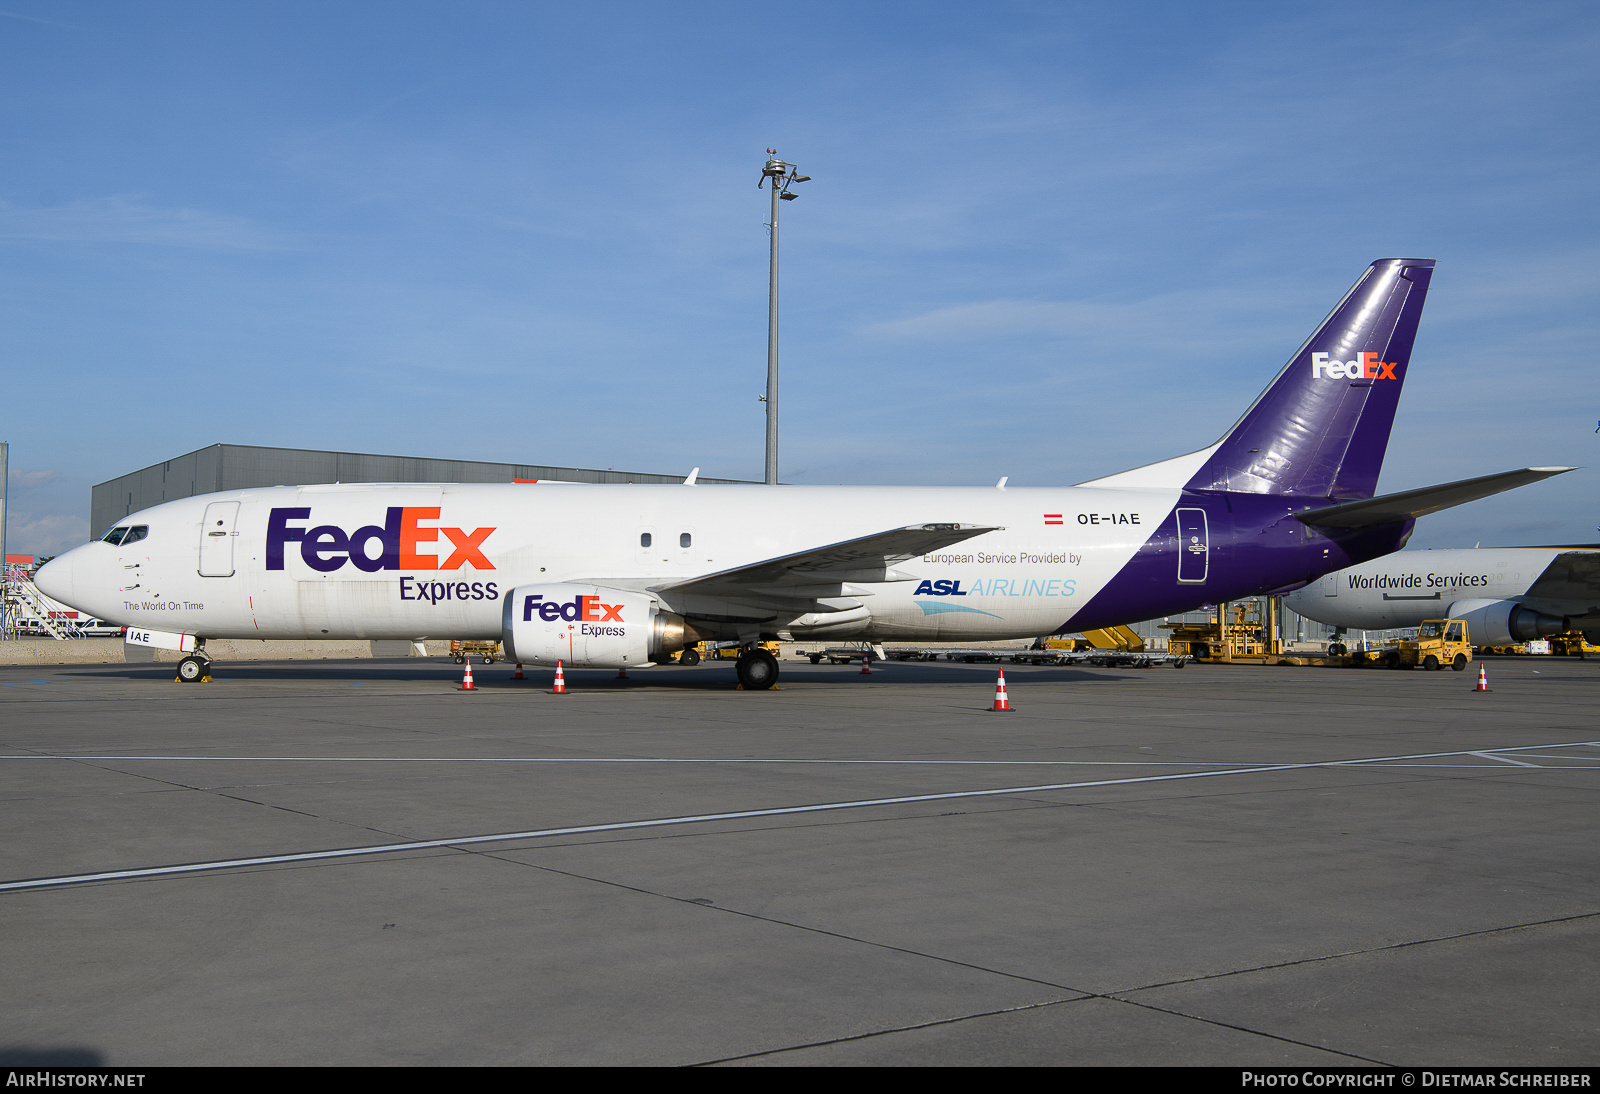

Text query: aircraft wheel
(1452, 654), (1468, 671)
(679, 648), (701, 666)
(176, 655), (209, 683)
(1423, 655), (1439, 671)
(736, 649), (779, 690)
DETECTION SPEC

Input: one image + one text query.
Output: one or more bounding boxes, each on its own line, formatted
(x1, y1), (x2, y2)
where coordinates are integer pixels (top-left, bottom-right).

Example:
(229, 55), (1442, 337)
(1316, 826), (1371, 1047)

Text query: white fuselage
(44, 483), (1181, 644)
(1282, 548), (1579, 629)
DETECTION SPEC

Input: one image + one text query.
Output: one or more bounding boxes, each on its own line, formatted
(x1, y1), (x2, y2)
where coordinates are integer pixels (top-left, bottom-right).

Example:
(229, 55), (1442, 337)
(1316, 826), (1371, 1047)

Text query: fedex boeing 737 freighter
(35, 259), (1574, 688)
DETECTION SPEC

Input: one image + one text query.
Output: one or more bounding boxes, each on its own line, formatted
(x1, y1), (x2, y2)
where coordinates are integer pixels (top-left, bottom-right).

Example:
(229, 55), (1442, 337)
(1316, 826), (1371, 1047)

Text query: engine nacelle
(501, 583), (702, 668)
(1445, 598), (1565, 647)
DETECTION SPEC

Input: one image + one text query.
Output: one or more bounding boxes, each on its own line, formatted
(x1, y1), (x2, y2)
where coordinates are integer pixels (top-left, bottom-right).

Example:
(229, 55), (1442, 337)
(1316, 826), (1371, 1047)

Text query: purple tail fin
(1185, 258), (1434, 500)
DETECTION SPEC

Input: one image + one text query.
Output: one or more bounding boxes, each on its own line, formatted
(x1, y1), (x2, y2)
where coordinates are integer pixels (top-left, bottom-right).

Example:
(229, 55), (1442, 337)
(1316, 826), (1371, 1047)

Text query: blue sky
(2, 0), (1596, 556)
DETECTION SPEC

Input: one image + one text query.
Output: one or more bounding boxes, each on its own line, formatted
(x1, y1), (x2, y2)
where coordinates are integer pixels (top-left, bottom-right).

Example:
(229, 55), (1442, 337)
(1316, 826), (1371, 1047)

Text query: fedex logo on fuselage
(523, 593), (624, 623)
(1311, 352), (1398, 381)
(267, 507), (495, 572)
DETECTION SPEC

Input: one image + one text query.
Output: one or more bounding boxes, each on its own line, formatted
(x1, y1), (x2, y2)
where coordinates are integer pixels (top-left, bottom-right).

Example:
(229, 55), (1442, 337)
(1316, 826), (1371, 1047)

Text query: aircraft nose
(33, 550), (77, 605)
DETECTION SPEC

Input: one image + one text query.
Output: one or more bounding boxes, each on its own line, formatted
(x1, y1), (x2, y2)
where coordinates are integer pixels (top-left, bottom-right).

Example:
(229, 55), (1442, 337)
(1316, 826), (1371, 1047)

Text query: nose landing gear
(175, 654), (212, 683)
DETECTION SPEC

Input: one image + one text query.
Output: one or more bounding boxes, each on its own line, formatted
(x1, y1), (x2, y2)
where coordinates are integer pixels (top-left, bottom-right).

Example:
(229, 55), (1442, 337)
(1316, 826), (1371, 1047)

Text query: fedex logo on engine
(523, 593), (624, 623)
(1311, 352), (1398, 381)
(267, 507), (495, 572)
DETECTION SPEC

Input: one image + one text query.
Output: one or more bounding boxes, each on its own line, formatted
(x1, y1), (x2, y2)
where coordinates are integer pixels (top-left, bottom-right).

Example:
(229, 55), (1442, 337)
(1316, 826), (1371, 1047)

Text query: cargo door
(198, 501), (240, 577)
(1176, 508), (1208, 584)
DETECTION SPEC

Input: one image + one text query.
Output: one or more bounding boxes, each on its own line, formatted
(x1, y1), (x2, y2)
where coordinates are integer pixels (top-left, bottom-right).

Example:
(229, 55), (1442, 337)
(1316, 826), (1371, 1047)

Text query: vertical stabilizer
(1185, 258), (1433, 499)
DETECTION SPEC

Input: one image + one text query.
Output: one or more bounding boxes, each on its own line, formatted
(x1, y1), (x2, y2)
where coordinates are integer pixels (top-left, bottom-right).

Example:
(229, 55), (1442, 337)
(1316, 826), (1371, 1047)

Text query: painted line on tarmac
(1469, 750), (1542, 767)
(4, 738), (1598, 894)
(0, 754), (1363, 766)
(4, 740), (1597, 767)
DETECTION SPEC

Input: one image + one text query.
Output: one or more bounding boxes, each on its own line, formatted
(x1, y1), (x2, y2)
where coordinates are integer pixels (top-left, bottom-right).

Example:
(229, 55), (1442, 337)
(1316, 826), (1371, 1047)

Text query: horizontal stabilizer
(1294, 467), (1576, 529)
(653, 523), (1000, 596)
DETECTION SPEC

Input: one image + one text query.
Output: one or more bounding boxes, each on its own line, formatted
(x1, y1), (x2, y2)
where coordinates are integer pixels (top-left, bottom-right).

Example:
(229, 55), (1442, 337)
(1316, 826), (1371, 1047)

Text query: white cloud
(8, 470), (62, 489)
(858, 288), (1295, 357)
(0, 196), (289, 251)
(4, 512), (89, 557)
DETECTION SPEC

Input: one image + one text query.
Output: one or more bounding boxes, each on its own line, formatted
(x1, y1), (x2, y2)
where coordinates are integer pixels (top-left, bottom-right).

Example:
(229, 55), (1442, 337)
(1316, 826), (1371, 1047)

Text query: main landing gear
(735, 646), (779, 690)
(175, 654), (212, 683)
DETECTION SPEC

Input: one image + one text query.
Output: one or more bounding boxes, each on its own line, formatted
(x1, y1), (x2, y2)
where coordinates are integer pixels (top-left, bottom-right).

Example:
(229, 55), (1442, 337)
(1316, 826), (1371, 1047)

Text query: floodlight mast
(758, 151), (810, 485)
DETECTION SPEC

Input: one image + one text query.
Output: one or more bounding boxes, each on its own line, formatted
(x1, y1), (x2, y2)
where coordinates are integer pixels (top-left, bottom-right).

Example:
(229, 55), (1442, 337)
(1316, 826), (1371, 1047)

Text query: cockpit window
(101, 525), (148, 546)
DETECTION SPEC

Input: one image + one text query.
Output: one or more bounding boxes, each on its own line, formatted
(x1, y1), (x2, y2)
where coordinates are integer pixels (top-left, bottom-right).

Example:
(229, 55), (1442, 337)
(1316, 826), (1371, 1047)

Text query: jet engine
(501, 583), (707, 668)
(1444, 598), (1565, 648)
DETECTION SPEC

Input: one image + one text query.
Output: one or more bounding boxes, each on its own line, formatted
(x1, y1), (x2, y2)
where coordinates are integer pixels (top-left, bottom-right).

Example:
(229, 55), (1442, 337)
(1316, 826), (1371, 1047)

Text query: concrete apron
(0, 638), (455, 666)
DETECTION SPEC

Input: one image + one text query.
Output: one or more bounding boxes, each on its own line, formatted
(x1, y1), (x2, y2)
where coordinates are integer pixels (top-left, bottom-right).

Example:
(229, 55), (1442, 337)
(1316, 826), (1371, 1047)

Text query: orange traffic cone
(461, 656), (476, 691)
(616, 666), (629, 680)
(552, 660), (566, 694)
(512, 662), (524, 680)
(1473, 663), (1491, 692)
(991, 667), (1011, 712)
(860, 656), (872, 675)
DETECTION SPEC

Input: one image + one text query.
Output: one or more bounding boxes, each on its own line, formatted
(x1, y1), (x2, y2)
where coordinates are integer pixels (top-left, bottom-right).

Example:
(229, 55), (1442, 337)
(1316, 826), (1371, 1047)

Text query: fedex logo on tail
(1311, 352), (1398, 381)
(267, 508), (496, 572)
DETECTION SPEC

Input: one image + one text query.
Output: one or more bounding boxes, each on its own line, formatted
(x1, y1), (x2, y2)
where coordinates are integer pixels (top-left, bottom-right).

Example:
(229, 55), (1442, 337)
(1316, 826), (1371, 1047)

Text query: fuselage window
(101, 526), (130, 545)
(640, 533), (652, 548)
(679, 533), (691, 548)
(122, 526), (149, 544)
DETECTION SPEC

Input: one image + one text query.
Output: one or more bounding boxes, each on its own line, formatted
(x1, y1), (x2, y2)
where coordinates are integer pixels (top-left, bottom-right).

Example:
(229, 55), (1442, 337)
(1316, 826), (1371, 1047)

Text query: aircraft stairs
(4, 579), (84, 640)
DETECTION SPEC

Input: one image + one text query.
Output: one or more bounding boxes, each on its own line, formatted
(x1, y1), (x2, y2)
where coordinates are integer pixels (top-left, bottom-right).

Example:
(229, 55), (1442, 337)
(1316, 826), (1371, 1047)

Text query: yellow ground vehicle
(712, 640), (779, 661)
(450, 639), (500, 664)
(1394, 619), (1472, 670)
(672, 640), (780, 666)
(1027, 627), (1145, 656)
(1550, 631), (1600, 658)
(1163, 602), (1273, 661)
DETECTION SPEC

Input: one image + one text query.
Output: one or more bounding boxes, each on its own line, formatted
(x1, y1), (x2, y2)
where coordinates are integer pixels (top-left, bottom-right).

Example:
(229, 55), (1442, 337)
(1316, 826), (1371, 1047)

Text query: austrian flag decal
(1044, 513), (1064, 525)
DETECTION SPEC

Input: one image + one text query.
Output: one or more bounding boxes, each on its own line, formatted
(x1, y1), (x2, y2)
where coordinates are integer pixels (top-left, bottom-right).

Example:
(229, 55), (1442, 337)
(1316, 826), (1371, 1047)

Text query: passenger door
(198, 501), (240, 577)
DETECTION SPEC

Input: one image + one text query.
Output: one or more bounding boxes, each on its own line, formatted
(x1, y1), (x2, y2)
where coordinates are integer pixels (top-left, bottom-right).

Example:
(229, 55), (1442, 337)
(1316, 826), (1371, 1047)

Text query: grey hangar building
(91, 443), (753, 538)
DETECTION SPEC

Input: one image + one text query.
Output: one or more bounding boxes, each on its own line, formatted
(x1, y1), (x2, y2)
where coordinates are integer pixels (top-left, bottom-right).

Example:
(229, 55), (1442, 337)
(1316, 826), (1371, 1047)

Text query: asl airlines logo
(268, 507), (496, 572)
(1311, 352), (1398, 381)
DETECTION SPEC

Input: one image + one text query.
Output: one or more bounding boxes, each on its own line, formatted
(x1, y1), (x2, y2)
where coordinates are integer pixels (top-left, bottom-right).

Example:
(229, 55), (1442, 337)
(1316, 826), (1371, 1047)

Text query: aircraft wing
(1525, 550), (1600, 602)
(1294, 467), (1576, 529)
(651, 523), (1001, 598)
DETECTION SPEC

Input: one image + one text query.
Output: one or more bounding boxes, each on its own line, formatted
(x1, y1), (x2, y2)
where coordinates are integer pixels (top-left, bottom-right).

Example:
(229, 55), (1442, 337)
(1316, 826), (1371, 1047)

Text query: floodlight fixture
(756, 151), (813, 485)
